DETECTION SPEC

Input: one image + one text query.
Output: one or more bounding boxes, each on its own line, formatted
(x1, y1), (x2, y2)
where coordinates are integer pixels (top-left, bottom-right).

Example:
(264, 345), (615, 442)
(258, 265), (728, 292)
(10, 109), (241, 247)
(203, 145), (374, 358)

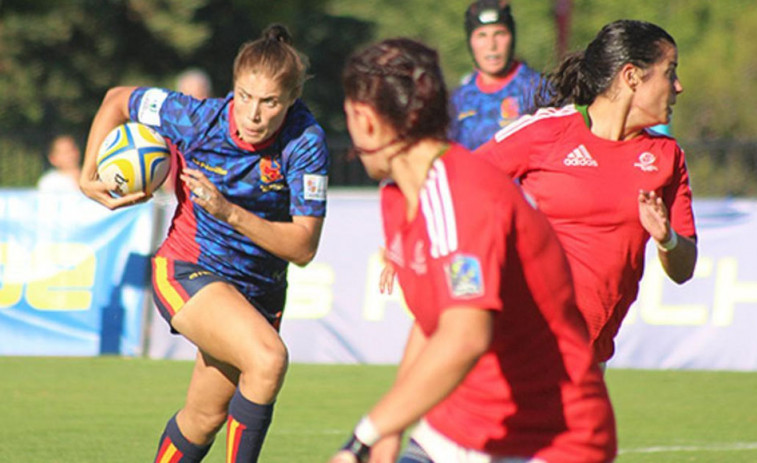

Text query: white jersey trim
(420, 160), (458, 259)
(494, 104), (577, 143)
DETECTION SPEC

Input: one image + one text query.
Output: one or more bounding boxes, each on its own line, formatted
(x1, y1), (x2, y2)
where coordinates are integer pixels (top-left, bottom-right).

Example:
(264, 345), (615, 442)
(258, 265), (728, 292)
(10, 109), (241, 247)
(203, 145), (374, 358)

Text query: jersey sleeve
(425, 183), (507, 313)
(128, 87), (206, 152)
(284, 124), (330, 217)
(664, 143), (697, 239)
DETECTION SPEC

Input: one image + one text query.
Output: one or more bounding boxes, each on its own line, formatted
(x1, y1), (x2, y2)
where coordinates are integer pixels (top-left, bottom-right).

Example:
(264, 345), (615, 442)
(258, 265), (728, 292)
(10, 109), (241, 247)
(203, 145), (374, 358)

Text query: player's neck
(587, 97), (643, 142)
(391, 140), (450, 221)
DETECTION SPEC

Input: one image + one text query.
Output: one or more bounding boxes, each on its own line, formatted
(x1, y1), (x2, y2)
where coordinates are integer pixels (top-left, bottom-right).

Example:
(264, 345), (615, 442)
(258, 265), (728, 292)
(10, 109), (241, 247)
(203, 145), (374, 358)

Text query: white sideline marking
(620, 442), (757, 454)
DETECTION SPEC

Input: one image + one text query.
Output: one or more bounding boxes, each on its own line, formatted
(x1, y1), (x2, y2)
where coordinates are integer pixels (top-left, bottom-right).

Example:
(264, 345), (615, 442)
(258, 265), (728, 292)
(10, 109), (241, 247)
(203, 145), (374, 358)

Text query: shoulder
(516, 61), (542, 79)
(435, 145), (519, 201)
(493, 104), (578, 143)
(640, 129), (685, 157)
(131, 86), (227, 126)
(451, 71), (479, 97)
(281, 100), (324, 141)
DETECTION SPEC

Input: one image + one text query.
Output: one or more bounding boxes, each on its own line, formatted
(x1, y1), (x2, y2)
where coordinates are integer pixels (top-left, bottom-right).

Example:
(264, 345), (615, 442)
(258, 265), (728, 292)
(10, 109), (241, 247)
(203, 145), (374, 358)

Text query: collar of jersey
(228, 100), (281, 152)
(474, 61), (521, 93)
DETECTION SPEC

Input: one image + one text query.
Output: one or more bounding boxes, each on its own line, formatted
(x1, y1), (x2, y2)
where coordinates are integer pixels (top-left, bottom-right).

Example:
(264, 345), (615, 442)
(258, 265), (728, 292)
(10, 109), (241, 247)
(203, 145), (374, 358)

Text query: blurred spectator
(176, 68), (213, 99)
(37, 135), (82, 192)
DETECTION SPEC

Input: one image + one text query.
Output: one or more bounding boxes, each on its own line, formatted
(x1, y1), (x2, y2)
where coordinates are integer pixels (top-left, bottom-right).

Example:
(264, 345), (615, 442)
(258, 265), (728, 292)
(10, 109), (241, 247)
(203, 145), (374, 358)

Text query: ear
(619, 63), (642, 91)
(346, 100), (380, 136)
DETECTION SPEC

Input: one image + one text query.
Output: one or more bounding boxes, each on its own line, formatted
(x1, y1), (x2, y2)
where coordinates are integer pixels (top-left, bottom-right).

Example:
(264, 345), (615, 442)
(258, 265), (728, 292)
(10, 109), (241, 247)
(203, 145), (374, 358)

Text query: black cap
(464, 0), (515, 39)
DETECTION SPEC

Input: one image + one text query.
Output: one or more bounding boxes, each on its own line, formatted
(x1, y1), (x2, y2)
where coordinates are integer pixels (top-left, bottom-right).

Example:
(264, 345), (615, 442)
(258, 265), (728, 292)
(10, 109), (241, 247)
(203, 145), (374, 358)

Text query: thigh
(170, 280), (284, 370)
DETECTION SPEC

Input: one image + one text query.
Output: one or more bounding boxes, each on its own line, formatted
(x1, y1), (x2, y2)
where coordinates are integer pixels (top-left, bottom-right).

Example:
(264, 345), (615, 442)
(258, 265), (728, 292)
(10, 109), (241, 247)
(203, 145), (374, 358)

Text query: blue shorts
(151, 256), (286, 333)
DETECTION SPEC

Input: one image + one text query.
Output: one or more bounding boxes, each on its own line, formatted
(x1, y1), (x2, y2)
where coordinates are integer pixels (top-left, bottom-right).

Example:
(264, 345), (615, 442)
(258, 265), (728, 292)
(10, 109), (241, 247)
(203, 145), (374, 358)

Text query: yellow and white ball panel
(96, 122), (170, 196)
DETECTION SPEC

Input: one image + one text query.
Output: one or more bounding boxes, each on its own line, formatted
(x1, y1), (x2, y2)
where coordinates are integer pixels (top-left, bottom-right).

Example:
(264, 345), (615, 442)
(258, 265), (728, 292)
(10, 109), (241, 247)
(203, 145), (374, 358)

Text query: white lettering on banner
(0, 242), (95, 311)
(626, 255), (757, 327)
(362, 251), (411, 321)
(712, 258), (757, 326)
(284, 262), (334, 319)
(633, 257), (713, 326)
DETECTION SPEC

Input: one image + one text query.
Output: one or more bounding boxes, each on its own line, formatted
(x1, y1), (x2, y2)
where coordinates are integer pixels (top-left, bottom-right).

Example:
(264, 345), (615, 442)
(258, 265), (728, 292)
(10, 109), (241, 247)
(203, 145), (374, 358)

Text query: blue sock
(154, 413), (212, 463)
(226, 389), (274, 462)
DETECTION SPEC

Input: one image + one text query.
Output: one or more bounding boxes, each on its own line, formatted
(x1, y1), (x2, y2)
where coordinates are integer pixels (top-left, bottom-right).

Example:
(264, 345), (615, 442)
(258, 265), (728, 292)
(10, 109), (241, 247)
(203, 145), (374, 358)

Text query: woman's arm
(80, 86), (146, 209)
(181, 168), (324, 266)
(368, 322), (428, 463)
(331, 307), (493, 463)
(366, 307), (493, 435)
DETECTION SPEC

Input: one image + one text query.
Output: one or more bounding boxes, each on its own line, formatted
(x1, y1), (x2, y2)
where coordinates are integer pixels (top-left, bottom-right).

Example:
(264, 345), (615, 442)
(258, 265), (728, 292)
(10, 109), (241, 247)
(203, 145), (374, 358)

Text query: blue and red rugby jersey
(448, 61), (541, 150)
(129, 87), (329, 296)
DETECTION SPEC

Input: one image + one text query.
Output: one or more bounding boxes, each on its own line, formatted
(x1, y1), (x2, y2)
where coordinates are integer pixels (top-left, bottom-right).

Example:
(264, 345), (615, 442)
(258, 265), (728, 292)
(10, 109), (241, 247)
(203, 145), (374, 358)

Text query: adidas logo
(563, 145), (598, 167)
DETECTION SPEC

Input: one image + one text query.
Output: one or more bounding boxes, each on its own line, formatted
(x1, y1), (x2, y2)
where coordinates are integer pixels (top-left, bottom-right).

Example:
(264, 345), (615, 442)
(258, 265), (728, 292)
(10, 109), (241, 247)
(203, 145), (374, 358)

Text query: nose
(248, 101), (261, 122)
(674, 78), (683, 95)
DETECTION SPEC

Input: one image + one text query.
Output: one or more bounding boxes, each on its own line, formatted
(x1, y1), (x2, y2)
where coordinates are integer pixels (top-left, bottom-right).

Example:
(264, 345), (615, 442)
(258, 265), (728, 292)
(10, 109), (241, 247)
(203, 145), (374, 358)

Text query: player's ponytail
(537, 19), (676, 108)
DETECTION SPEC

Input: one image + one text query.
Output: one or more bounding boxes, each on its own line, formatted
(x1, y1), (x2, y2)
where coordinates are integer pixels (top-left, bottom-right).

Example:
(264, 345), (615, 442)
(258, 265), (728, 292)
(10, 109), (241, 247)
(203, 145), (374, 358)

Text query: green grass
(1, 358), (756, 462)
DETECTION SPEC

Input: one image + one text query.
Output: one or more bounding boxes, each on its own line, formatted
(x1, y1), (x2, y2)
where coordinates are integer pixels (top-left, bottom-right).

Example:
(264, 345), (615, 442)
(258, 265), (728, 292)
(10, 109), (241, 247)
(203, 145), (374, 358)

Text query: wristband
(656, 230), (678, 251)
(354, 416), (381, 446)
(340, 434), (371, 463)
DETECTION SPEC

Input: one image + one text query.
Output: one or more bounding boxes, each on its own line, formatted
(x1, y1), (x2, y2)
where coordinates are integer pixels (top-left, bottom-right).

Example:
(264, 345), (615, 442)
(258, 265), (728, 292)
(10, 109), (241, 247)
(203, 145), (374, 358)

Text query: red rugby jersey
(476, 105), (697, 361)
(381, 144), (616, 462)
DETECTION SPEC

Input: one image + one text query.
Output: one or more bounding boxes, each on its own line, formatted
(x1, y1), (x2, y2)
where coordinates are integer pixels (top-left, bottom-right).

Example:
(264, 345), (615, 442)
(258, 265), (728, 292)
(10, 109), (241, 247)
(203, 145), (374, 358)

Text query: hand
(328, 450), (359, 463)
(369, 434), (401, 463)
(379, 248), (396, 295)
(181, 168), (233, 221)
(638, 190), (670, 243)
(80, 174), (150, 210)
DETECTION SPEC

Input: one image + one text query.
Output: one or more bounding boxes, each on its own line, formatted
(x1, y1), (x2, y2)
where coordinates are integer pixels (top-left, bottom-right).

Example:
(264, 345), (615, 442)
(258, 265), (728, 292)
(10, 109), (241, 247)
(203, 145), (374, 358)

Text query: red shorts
(151, 256), (286, 333)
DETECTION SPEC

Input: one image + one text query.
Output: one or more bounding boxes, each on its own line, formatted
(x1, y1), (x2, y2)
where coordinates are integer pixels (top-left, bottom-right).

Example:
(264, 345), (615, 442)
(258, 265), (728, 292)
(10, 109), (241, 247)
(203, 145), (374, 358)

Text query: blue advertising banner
(6, 188), (757, 371)
(0, 190), (154, 356)
(609, 199), (757, 371)
(148, 194), (757, 371)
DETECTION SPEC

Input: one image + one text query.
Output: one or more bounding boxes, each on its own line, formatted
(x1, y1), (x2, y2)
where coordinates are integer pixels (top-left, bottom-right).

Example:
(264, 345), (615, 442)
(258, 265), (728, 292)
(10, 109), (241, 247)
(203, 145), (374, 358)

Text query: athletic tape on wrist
(657, 230), (679, 251)
(354, 416), (381, 446)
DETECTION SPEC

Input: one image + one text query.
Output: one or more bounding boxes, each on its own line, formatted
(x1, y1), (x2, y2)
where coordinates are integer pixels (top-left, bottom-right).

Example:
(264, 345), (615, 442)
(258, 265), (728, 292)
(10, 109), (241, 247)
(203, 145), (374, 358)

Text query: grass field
(2, 357), (757, 462)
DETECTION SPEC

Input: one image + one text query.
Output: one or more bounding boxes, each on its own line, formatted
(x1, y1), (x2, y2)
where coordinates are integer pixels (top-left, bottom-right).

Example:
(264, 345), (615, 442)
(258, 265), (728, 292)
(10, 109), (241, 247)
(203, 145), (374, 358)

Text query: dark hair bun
(262, 23), (293, 45)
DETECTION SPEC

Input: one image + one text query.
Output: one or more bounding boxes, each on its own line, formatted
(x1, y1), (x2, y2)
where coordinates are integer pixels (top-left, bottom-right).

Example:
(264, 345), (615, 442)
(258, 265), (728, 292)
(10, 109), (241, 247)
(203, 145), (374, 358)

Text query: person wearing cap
(449, 0), (541, 150)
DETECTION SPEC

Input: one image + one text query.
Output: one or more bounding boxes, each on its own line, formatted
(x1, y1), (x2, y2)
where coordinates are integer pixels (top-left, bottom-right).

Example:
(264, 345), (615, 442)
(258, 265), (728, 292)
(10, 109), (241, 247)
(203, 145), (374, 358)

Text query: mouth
(241, 127), (264, 139)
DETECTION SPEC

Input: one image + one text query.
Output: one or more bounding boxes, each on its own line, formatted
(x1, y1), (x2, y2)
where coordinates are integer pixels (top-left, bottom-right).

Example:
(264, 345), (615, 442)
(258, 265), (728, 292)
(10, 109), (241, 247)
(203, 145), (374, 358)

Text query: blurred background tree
(1, 0), (756, 195)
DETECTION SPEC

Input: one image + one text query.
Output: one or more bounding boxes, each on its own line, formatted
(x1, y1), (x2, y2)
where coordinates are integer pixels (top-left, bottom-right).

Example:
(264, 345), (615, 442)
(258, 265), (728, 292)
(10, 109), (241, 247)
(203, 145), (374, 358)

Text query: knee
(254, 338), (289, 380)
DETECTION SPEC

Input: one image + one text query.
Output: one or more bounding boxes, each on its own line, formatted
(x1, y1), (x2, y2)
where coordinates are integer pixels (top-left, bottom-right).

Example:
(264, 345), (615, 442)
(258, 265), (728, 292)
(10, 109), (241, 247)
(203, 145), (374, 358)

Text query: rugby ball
(96, 122), (170, 196)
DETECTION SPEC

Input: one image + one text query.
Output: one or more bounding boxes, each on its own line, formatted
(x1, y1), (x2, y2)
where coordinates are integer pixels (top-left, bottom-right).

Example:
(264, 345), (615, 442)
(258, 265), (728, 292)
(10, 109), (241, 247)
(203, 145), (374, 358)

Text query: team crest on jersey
(634, 152), (659, 172)
(444, 253), (484, 299)
(260, 157), (283, 184)
(303, 174), (327, 201)
(499, 97), (520, 122)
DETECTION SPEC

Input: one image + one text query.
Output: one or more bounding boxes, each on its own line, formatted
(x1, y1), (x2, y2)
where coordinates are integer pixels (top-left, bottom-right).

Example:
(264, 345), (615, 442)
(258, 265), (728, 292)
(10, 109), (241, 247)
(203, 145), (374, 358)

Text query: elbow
(672, 269), (695, 285)
(456, 330), (492, 361)
(290, 247), (317, 267)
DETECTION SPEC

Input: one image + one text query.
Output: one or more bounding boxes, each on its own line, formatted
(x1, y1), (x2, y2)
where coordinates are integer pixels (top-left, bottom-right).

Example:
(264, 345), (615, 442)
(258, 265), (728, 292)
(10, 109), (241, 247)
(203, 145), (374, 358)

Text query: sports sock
(154, 413), (212, 463)
(226, 389), (274, 462)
